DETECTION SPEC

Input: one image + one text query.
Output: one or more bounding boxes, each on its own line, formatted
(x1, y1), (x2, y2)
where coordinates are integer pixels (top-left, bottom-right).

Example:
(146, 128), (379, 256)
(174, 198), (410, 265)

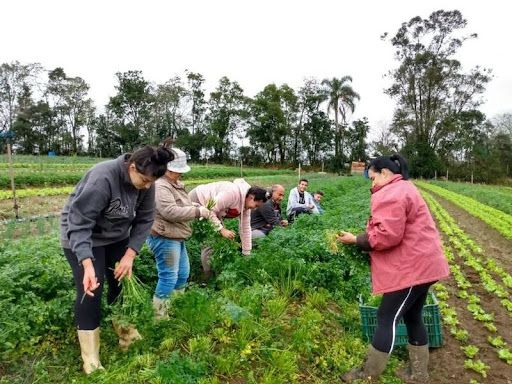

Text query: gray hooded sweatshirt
(60, 154), (155, 262)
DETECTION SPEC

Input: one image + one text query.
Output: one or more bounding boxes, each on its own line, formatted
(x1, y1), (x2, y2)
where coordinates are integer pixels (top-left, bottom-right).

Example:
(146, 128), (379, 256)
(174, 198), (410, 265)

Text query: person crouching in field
(251, 184), (288, 239)
(60, 145), (173, 374)
(146, 148), (210, 320)
(312, 190), (325, 214)
(337, 154), (449, 383)
(286, 178), (319, 222)
(188, 179), (268, 279)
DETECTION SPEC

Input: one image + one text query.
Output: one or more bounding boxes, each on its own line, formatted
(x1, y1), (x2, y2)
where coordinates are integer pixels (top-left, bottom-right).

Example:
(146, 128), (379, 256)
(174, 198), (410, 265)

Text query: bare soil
(0, 195), (67, 221)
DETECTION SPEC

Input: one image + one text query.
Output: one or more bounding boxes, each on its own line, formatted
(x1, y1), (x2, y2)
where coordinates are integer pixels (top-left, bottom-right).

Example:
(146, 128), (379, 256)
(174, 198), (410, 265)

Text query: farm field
(1, 160), (512, 383)
(0, 157), (304, 221)
(426, 180), (512, 216)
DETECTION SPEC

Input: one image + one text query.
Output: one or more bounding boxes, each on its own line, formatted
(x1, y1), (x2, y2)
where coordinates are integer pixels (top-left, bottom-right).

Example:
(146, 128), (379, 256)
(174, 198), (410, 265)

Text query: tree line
(1, 10), (511, 181)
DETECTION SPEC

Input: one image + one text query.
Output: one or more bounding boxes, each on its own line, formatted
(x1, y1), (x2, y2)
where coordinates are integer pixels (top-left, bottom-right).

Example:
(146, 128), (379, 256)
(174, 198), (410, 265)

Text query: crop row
(417, 181), (512, 240)
(0, 165), (297, 188)
(429, 180), (512, 215)
(423, 191), (512, 375)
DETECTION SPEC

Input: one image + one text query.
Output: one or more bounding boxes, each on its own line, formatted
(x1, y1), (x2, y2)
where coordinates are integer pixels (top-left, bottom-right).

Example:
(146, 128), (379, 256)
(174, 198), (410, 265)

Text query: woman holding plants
(188, 179), (269, 279)
(60, 145), (173, 374)
(337, 154), (449, 383)
(147, 148), (210, 319)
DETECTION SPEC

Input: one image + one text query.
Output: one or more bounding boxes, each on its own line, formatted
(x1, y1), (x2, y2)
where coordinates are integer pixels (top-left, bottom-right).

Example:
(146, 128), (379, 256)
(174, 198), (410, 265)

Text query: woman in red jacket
(337, 154), (449, 383)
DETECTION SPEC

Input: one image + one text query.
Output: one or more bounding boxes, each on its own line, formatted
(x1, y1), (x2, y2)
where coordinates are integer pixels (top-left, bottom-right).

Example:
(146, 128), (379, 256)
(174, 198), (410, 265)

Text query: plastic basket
(359, 292), (443, 347)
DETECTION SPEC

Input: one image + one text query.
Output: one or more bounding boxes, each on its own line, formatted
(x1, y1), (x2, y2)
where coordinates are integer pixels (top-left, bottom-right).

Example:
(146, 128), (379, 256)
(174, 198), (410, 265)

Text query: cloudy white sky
(2, 0), (511, 138)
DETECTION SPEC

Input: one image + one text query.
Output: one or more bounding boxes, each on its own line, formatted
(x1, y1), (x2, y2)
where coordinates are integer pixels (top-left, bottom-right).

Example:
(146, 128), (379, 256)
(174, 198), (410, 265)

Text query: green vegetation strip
(0, 187), (75, 200)
(422, 191), (512, 370)
(0, 164), (297, 188)
(429, 180), (512, 215)
(416, 181), (512, 240)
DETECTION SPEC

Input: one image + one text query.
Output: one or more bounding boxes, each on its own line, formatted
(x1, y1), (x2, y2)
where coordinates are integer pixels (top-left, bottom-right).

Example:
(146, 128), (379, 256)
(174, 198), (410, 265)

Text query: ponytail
(369, 153), (409, 180)
(128, 145), (175, 178)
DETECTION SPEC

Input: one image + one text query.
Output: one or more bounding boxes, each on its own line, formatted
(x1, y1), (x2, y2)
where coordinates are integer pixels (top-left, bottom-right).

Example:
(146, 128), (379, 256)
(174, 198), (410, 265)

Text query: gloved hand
(199, 206), (210, 219)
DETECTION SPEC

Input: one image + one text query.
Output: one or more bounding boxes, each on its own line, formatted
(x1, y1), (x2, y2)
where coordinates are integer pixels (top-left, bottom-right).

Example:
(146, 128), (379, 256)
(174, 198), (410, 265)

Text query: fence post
(434, 170), (437, 180)
(298, 163), (301, 181)
(7, 141), (20, 219)
(471, 171), (474, 184)
(446, 168), (449, 181)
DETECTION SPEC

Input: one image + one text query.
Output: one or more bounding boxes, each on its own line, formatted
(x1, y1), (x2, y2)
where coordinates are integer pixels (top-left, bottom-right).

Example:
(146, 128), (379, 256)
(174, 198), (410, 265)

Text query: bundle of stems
(192, 198), (218, 244)
(110, 270), (152, 327)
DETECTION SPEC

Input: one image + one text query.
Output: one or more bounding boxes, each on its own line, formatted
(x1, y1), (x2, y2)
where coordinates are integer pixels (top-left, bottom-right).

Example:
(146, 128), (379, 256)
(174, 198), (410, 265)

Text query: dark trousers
(64, 238), (128, 330)
(372, 281), (434, 353)
(287, 207), (311, 223)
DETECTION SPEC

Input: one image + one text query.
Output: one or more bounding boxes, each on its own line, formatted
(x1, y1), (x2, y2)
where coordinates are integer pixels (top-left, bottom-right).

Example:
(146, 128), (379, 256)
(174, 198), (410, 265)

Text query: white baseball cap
(167, 148), (191, 173)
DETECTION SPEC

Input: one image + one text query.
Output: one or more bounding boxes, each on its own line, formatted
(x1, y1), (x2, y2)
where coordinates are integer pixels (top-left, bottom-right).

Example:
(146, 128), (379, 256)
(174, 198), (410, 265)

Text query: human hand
(280, 219), (288, 227)
(82, 258), (100, 297)
(308, 204), (315, 210)
(337, 231), (357, 245)
(199, 206), (210, 219)
(114, 248), (136, 281)
(220, 228), (236, 240)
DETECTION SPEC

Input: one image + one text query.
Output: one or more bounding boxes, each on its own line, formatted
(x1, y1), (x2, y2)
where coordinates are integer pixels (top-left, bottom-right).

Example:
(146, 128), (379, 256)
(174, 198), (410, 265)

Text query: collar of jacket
(370, 174), (403, 194)
(163, 173), (185, 189)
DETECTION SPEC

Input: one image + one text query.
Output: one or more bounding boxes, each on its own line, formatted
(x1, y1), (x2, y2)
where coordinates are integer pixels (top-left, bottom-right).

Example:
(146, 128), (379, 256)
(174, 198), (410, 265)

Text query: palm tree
(322, 76), (360, 158)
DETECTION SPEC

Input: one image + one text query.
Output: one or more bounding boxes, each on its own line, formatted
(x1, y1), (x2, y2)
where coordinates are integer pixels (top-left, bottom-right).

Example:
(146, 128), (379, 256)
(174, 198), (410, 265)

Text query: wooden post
(240, 158), (243, 178)
(471, 171), (474, 184)
(298, 163), (301, 181)
(7, 141), (19, 219)
(321, 160), (324, 173)
(446, 168), (449, 181)
(434, 170), (437, 180)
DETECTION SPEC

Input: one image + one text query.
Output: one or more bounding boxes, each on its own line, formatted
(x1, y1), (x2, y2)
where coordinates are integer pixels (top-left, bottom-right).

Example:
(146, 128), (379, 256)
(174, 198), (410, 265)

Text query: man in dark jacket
(251, 184), (288, 238)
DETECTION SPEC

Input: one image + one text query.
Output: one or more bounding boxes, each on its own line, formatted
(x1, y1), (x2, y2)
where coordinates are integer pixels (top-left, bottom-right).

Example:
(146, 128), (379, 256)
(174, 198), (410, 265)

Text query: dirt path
(428, 194), (512, 384)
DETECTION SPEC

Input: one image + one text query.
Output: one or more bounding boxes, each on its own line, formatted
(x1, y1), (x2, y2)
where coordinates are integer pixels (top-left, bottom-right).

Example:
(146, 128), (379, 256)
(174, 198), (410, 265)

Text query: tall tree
(94, 111), (120, 157)
(108, 70), (155, 150)
(0, 61), (42, 133)
(492, 113), (512, 136)
(322, 76), (360, 159)
(46, 68), (95, 154)
(153, 76), (188, 140)
(384, 9), (492, 177)
(346, 118), (370, 161)
(297, 78), (329, 164)
(179, 71), (207, 161)
(248, 84), (289, 163)
(206, 76), (247, 162)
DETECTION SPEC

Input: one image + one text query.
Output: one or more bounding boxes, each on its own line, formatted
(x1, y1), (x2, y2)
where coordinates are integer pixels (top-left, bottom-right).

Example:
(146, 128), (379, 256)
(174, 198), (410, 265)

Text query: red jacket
(365, 175), (449, 294)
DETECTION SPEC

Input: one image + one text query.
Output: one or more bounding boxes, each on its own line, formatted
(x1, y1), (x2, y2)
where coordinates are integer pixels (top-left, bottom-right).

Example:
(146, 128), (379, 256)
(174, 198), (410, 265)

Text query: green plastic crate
(359, 292), (443, 347)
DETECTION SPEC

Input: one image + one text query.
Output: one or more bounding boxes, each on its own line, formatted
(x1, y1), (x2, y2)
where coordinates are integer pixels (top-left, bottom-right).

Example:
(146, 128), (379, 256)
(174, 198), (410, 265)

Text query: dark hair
(299, 178), (309, 184)
(128, 145), (174, 178)
(247, 186), (270, 202)
(314, 190), (324, 196)
(369, 153), (409, 180)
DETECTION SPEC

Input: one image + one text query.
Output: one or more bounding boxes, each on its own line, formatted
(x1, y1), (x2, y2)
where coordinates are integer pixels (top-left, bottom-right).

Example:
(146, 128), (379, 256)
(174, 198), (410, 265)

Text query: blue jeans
(146, 235), (190, 299)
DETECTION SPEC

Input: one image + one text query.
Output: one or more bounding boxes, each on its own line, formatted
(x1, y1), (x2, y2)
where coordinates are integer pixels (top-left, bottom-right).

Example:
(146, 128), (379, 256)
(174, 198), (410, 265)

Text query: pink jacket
(365, 175), (449, 294)
(189, 178), (252, 255)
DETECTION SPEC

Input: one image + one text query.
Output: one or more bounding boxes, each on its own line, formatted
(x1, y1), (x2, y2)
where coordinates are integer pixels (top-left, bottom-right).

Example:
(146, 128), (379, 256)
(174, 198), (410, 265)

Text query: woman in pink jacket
(337, 154), (449, 383)
(188, 179), (269, 278)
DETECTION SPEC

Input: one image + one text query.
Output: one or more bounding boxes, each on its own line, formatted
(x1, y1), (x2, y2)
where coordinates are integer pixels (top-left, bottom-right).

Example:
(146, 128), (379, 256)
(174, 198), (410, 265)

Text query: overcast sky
(2, 0), (511, 139)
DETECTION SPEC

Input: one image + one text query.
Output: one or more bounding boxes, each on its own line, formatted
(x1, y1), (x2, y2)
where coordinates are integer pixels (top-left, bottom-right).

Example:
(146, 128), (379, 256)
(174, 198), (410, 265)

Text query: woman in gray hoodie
(60, 145), (173, 374)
